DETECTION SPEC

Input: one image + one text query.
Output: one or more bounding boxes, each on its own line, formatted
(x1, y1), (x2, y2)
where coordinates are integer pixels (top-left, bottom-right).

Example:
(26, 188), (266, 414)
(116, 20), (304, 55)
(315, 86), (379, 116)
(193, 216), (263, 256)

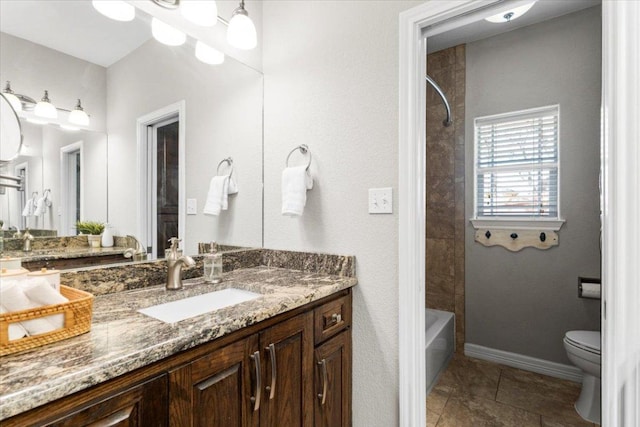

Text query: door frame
(136, 101), (186, 259)
(398, 1), (639, 426)
(60, 141), (84, 236)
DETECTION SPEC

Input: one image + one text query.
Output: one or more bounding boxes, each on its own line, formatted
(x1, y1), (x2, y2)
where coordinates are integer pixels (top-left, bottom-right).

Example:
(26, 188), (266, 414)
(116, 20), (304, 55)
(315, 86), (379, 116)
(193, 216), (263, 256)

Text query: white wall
(261, 1), (421, 425)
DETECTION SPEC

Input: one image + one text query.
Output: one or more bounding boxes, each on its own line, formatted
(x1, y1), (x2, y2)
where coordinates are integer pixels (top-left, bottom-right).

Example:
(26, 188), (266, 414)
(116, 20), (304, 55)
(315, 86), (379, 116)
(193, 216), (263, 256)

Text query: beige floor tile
(541, 416), (597, 427)
(436, 393), (541, 427)
(427, 413), (440, 427)
(436, 355), (502, 400)
(496, 368), (590, 426)
(427, 384), (453, 415)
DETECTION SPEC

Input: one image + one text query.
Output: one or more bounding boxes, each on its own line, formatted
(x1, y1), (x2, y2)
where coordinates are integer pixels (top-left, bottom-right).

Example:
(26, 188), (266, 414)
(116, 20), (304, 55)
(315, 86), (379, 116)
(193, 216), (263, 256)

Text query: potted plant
(76, 221), (105, 248)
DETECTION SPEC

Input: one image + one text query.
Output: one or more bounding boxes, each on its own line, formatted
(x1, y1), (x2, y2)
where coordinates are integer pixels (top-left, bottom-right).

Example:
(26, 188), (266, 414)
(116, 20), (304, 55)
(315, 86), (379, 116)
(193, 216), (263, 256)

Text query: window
(472, 105), (564, 230)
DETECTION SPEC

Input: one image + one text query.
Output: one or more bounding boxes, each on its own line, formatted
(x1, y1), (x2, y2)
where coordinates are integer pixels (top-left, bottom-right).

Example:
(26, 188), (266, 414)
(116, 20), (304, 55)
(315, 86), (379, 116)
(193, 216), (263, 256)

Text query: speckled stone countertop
(0, 266), (357, 420)
(2, 246), (127, 263)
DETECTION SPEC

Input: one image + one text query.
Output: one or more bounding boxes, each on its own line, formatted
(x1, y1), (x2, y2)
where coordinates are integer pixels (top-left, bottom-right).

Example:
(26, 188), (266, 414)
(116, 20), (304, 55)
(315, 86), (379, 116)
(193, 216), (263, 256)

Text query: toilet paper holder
(578, 277), (601, 300)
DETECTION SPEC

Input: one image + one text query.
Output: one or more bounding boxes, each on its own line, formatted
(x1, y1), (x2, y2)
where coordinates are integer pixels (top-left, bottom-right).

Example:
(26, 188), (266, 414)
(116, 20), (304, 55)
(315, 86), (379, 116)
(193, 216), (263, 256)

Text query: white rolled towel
(0, 305), (28, 341)
(0, 281), (58, 335)
(23, 278), (68, 329)
(203, 175), (238, 216)
(282, 166), (313, 216)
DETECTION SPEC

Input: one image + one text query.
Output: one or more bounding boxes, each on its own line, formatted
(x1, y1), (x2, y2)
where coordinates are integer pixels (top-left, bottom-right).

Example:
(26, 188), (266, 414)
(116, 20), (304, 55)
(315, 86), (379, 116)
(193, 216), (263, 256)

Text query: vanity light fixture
(227, 0), (257, 50)
(60, 124), (80, 131)
(91, 0), (136, 22)
(34, 90), (57, 119)
(485, 2), (536, 23)
(152, 17), (187, 46)
(2, 81), (22, 112)
(181, 0), (218, 27)
(68, 99), (90, 127)
(195, 41), (225, 65)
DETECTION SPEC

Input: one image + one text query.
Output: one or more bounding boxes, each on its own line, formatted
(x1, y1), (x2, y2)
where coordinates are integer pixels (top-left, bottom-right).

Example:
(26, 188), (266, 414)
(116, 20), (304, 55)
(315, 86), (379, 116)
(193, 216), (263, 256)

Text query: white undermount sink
(138, 288), (261, 323)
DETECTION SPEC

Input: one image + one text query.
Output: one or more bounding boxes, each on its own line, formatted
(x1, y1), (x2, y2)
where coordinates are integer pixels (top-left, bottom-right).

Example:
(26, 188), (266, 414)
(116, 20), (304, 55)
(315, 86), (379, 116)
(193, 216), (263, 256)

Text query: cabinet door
(259, 312), (314, 427)
(314, 330), (352, 427)
(169, 335), (260, 427)
(46, 374), (168, 427)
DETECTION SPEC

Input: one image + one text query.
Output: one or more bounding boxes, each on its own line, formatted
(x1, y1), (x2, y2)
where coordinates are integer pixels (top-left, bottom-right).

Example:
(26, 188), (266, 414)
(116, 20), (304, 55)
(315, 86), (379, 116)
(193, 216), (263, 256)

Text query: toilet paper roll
(579, 282), (601, 299)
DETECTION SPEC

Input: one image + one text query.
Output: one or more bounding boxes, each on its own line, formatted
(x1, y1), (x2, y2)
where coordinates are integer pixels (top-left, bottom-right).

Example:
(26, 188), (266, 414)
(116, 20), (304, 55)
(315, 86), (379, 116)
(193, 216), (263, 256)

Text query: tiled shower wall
(425, 45), (465, 352)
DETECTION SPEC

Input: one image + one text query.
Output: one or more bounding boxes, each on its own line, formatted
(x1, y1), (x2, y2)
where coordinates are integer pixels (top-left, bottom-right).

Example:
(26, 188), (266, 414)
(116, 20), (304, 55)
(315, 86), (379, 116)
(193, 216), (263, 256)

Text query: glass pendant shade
(195, 41), (225, 65)
(485, 2), (536, 23)
(92, 0), (135, 22)
(3, 81), (22, 112)
(227, 6), (257, 50)
(34, 90), (57, 119)
(68, 99), (90, 127)
(181, 0), (218, 27)
(152, 18), (187, 46)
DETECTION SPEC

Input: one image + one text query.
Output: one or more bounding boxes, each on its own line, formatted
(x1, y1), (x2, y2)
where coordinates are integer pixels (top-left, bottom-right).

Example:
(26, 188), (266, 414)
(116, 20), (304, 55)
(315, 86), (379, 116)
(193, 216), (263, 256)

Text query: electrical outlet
(369, 188), (393, 214)
(187, 198), (197, 215)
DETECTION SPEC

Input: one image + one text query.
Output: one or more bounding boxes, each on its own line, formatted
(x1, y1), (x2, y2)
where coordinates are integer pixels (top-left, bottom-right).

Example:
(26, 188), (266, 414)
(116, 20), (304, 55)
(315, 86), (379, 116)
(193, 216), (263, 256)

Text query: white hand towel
(0, 282), (57, 336)
(22, 198), (34, 217)
(203, 175), (238, 216)
(281, 166), (313, 217)
(33, 197), (47, 216)
(23, 278), (68, 329)
(0, 305), (28, 341)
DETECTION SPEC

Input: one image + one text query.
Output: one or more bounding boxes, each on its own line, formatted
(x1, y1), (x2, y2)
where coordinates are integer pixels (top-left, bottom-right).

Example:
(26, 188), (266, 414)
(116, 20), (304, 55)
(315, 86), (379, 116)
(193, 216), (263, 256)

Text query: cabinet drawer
(314, 295), (351, 344)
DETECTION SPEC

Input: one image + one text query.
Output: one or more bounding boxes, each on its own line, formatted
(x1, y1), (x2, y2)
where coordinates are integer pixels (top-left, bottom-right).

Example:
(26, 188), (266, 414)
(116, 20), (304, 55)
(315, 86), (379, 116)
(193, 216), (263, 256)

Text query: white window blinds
(474, 105), (559, 218)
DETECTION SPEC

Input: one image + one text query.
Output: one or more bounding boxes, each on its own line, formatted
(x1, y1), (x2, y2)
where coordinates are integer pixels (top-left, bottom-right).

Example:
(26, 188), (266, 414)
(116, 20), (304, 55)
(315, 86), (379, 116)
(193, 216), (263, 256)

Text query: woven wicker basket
(0, 285), (94, 356)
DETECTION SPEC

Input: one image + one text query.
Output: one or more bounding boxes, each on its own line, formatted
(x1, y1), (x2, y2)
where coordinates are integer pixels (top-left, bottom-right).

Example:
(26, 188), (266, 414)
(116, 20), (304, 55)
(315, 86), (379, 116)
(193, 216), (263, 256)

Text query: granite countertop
(2, 246), (128, 263)
(0, 266), (357, 420)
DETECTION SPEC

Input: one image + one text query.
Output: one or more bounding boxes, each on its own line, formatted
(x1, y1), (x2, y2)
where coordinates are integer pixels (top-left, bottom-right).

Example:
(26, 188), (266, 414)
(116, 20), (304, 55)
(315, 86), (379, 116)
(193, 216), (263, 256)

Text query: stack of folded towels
(0, 278), (68, 340)
(203, 174), (238, 216)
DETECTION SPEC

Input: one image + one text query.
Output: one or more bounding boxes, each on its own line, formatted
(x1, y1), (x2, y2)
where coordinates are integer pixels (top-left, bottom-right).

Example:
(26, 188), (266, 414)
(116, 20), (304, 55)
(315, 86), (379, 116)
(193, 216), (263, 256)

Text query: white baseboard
(464, 343), (583, 383)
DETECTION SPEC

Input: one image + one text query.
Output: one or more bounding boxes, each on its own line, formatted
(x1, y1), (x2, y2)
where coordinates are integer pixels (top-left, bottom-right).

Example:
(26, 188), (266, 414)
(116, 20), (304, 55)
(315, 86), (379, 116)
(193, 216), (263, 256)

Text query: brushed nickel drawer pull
(317, 359), (328, 405)
(250, 351), (261, 411)
(265, 343), (277, 399)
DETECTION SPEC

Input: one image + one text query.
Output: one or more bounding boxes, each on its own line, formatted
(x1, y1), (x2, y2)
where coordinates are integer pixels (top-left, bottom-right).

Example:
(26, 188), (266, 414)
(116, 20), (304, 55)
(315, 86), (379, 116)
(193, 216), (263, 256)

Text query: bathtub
(426, 309), (455, 394)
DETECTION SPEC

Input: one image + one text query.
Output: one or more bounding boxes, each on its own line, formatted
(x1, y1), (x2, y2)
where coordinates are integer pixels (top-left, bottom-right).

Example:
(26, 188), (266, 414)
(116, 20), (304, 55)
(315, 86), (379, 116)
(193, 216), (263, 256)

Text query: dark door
(156, 120), (179, 258)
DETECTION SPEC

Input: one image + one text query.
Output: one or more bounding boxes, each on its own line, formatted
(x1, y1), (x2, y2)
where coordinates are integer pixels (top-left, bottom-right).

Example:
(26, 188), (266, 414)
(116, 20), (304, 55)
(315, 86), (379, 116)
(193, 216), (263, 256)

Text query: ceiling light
(34, 90), (57, 119)
(92, 0), (135, 22)
(181, 0), (218, 27)
(68, 99), (90, 127)
(152, 18), (187, 46)
(195, 41), (225, 65)
(227, 0), (257, 50)
(2, 81), (22, 112)
(485, 2), (536, 23)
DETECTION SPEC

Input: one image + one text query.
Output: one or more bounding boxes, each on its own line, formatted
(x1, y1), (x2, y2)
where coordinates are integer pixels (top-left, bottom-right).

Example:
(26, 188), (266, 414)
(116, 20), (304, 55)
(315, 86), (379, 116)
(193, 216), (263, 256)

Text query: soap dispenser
(203, 241), (222, 283)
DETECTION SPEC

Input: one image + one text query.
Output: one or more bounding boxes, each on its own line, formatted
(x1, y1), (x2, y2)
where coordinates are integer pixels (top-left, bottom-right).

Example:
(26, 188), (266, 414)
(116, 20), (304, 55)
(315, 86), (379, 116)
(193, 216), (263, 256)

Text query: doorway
(60, 141), (83, 235)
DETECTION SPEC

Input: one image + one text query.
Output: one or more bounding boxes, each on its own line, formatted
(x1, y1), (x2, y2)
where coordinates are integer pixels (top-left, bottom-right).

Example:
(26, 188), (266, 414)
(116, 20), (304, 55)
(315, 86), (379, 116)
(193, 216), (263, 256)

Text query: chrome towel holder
(286, 144), (312, 170)
(216, 157), (234, 177)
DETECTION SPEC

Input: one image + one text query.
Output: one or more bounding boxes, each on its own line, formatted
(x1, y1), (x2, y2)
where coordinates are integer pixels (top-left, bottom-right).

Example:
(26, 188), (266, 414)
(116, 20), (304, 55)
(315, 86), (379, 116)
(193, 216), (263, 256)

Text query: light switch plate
(369, 188), (393, 214)
(187, 198), (197, 215)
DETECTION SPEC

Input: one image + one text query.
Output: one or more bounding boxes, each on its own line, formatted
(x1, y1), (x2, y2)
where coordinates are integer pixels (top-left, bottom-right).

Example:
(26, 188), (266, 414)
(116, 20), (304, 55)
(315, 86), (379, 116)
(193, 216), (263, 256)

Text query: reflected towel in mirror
(203, 175), (238, 216)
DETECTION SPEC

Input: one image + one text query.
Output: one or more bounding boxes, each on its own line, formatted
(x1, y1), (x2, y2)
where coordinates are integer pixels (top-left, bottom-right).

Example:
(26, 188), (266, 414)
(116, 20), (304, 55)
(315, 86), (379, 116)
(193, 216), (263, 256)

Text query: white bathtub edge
(464, 343), (583, 383)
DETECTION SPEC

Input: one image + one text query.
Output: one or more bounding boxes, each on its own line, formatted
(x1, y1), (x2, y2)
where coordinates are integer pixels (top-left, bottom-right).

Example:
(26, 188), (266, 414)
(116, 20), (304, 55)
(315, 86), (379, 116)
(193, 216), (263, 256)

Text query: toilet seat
(564, 331), (600, 355)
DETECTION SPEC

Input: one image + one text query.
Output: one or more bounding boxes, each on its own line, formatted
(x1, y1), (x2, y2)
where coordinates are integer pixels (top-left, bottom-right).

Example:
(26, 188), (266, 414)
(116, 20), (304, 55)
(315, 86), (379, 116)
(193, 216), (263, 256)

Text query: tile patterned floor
(427, 355), (599, 427)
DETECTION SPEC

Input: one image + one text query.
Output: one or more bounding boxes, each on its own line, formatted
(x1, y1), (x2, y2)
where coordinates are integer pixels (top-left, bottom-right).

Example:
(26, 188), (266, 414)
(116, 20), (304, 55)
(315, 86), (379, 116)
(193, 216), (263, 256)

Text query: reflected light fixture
(227, 0), (257, 50)
(60, 124), (80, 131)
(2, 81), (22, 112)
(68, 99), (90, 126)
(181, 0), (218, 27)
(152, 17), (187, 46)
(485, 2), (536, 23)
(91, 0), (135, 22)
(34, 90), (57, 119)
(195, 41), (225, 65)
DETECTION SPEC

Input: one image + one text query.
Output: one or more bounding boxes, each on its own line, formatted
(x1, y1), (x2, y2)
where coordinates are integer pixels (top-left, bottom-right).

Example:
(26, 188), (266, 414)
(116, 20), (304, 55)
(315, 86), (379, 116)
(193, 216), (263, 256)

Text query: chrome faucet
(123, 235), (147, 261)
(166, 237), (195, 290)
(22, 228), (34, 252)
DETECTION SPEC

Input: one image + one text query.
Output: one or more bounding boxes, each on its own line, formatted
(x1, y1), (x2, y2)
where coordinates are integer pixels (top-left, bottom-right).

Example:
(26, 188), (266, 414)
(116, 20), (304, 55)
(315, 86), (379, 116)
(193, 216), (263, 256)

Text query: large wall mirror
(0, 0), (263, 261)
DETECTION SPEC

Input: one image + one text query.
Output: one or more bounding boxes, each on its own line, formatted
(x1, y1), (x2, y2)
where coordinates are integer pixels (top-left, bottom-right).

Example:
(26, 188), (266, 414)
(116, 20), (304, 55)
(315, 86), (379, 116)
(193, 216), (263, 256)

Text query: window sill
(470, 218), (565, 231)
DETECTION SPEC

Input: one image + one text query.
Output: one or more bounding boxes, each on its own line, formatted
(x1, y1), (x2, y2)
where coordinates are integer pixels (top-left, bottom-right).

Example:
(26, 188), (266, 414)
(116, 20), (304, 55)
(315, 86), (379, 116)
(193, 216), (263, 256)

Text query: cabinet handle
(265, 343), (277, 400)
(317, 359), (328, 405)
(328, 313), (342, 326)
(250, 351), (261, 411)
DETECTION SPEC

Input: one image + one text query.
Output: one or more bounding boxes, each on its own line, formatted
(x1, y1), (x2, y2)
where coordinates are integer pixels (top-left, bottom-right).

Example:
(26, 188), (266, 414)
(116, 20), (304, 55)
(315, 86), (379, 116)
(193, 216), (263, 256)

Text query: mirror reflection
(0, 1), (263, 268)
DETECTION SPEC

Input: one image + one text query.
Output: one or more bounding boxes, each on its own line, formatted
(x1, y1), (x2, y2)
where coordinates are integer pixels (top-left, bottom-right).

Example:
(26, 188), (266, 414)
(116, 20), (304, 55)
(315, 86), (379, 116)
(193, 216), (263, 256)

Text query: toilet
(563, 330), (601, 424)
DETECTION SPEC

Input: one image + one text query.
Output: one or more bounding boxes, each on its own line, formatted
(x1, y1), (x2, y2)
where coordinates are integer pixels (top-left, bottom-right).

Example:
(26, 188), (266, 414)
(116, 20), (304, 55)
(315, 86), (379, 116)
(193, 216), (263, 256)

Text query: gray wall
(465, 6), (602, 364)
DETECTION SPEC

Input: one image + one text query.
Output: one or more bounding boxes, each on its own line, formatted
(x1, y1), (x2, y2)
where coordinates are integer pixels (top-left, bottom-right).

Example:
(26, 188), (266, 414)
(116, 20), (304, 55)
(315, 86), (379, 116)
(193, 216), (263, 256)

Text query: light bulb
(195, 41), (225, 65)
(2, 82), (22, 112)
(92, 0), (135, 22)
(485, 2), (536, 23)
(152, 18), (187, 46)
(227, 2), (257, 50)
(34, 90), (57, 119)
(68, 99), (90, 127)
(181, 0), (218, 27)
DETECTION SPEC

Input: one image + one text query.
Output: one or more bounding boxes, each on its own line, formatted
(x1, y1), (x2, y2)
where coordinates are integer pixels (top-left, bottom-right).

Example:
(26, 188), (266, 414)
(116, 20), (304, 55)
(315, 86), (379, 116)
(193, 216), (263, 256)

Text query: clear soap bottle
(203, 241), (222, 283)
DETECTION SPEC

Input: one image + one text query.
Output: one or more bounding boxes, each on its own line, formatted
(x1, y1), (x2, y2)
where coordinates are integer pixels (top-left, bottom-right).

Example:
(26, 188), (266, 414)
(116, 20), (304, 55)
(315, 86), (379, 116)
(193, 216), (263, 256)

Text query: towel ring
(286, 144), (312, 170)
(216, 157), (234, 178)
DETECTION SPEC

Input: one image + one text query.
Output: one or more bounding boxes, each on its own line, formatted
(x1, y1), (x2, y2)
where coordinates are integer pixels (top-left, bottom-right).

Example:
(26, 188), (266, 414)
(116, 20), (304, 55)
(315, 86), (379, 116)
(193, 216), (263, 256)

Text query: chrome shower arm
(426, 75), (453, 127)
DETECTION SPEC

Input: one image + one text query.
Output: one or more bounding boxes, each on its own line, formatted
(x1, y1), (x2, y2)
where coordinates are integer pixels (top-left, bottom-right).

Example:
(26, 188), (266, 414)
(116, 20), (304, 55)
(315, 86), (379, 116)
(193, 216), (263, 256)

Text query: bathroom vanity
(0, 251), (356, 426)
